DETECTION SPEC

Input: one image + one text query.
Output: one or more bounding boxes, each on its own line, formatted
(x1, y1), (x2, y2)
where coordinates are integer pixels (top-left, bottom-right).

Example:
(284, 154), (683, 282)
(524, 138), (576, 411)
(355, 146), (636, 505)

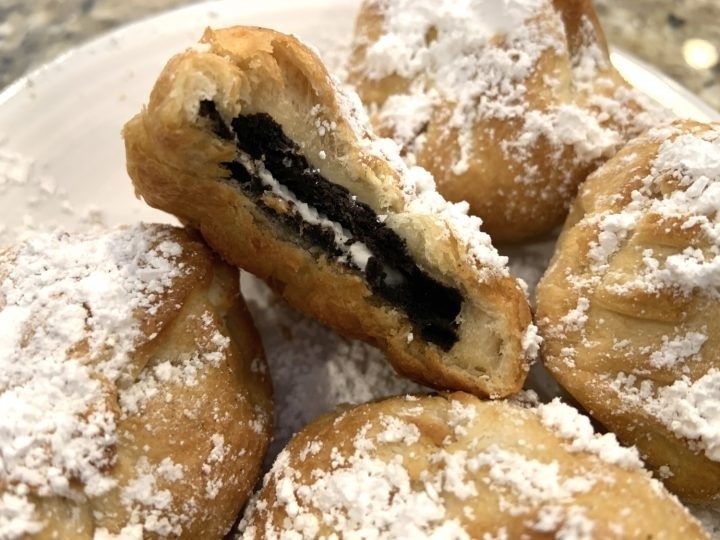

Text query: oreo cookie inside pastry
(347, 0), (670, 242)
(240, 392), (705, 539)
(537, 120), (720, 503)
(0, 224), (272, 539)
(123, 26), (537, 398)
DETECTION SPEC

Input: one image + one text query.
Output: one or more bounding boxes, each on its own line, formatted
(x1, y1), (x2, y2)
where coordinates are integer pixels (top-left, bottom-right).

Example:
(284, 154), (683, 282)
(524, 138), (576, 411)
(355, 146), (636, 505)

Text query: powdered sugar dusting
(361, 0), (544, 82)
(544, 127), (720, 326)
(610, 368), (720, 461)
(541, 123), (720, 488)
(648, 330), (707, 369)
(398, 164), (511, 277)
(326, 70), (511, 280)
(118, 309), (231, 417)
(469, 445), (595, 514)
(241, 396), (688, 539)
(121, 456), (186, 536)
(352, 0), (667, 198)
(0, 225), (184, 538)
(537, 399), (643, 470)
(360, 0), (563, 175)
(586, 126), (720, 303)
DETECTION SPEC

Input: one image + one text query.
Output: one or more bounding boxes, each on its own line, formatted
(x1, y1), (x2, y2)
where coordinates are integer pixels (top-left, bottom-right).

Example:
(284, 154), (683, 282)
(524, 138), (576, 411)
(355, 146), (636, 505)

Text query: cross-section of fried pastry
(240, 392), (705, 539)
(347, 0), (670, 242)
(537, 120), (720, 503)
(0, 224), (272, 539)
(123, 26), (537, 398)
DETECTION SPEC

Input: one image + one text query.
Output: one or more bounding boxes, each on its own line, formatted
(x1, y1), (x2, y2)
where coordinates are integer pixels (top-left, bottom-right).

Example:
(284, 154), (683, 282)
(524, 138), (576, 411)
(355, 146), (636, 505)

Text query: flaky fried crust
(1, 225), (272, 539)
(537, 120), (720, 502)
(123, 26), (534, 398)
(241, 393), (705, 539)
(348, 0), (667, 242)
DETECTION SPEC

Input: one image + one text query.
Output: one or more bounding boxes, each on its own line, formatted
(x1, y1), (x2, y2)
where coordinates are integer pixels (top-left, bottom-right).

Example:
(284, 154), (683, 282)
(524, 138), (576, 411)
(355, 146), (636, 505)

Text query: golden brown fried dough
(537, 120), (720, 502)
(0, 224), (272, 539)
(348, 0), (669, 241)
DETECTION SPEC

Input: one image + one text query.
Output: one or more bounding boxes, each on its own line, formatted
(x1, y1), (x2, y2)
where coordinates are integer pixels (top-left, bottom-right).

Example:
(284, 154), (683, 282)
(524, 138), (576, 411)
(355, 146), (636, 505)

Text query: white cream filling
(238, 153), (377, 273)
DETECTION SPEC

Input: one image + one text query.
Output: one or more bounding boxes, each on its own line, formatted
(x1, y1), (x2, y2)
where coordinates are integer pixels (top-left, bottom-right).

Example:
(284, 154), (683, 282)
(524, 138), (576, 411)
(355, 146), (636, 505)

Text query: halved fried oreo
(123, 26), (536, 398)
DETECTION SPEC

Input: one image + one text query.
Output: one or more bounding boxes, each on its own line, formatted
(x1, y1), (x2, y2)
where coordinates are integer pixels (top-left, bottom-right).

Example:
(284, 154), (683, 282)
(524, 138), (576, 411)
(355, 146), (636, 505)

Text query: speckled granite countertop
(1, 0), (719, 110)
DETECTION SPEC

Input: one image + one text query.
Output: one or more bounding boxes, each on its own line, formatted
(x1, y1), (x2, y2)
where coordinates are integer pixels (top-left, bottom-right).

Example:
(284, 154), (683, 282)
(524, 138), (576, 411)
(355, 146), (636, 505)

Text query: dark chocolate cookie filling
(199, 100), (462, 350)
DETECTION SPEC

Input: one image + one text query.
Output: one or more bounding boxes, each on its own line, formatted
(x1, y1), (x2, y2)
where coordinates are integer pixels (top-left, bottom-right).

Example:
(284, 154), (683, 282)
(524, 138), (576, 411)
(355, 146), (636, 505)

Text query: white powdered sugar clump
(648, 330), (707, 369)
(0, 147), (35, 190)
(0, 494), (43, 539)
(377, 415), (421, 444)
(611, 369), (720, 462)
(651, 133), (720, 242)
(588, 127), (720, 302)
(121, 457), (187, 537)
(93, 524), (145, 540)
(559, 297), (590, 333)
(536, 399), (642, 470)
(521, 323), (542, 362)
(467, 445), (595, 513)
(0, 225), (184, 539)
(650, 369), (720, 461)
(586, 210), (640, 272)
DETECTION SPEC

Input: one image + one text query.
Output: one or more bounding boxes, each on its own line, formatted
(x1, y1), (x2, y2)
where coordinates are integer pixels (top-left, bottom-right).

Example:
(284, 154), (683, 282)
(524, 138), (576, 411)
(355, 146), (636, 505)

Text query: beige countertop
(1, 0), (719, 111)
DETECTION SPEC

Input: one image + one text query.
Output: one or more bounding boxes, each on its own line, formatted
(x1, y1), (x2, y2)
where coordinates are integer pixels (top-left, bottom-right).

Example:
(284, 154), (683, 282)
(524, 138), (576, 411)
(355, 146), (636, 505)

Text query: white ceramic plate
(0, 2), (719, 532)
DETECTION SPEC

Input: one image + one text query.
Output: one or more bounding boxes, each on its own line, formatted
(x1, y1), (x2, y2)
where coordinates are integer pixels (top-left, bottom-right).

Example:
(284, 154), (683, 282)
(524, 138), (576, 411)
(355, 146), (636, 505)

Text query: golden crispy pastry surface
(537, 120), (720, 502)
(348, 0), (670, 242)
(241, 393), (705, 539)
(123, 26), (537, 398)
(0, 224), (272, 539)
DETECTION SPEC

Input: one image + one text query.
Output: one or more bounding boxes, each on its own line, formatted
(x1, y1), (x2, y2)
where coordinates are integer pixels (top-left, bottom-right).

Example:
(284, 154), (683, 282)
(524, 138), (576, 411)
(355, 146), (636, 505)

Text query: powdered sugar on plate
(0, 136), (113, 248)
(240, 275), (424, 462)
